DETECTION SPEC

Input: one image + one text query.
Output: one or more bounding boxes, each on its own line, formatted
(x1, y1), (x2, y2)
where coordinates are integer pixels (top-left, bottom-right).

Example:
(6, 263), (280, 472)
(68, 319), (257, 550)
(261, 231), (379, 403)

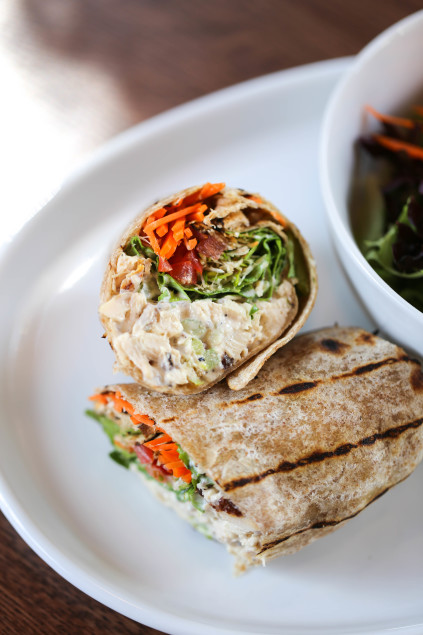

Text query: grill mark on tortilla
(275, 355), (418, 398)
(342, 356), (403, 377)
(221, 392), (264, 407)
(220, 417), (423, 491)
(411, 367), (423, 392)
(279, 381), (318, 395)
(233, 393), (264, 405)
(211, 497), (243, 516)
(320, 338), (350, 354)
(161, 417), (176, 423)
(354, 332), (376, 346)
(224, 355), (419, 407)
(258, 485), (393, 554)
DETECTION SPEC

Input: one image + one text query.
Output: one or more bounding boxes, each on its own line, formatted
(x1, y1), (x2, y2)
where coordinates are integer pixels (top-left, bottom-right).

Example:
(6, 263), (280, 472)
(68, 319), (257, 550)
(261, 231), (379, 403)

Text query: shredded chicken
(100, 281), (298, 389)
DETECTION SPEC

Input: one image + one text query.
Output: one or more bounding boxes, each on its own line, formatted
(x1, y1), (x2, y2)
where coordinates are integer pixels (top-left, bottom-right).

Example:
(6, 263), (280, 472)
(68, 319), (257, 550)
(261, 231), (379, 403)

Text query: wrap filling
(100, 184), (308, 389)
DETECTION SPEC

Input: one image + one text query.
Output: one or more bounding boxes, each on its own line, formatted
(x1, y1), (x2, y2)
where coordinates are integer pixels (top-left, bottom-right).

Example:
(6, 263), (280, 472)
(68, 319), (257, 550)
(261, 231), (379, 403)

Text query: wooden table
(1, 1), (421, 633)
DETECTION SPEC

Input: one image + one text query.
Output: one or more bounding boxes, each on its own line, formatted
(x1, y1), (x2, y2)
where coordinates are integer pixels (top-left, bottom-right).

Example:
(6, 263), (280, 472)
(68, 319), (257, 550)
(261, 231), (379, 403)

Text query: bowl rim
(320, 9), (423, 322)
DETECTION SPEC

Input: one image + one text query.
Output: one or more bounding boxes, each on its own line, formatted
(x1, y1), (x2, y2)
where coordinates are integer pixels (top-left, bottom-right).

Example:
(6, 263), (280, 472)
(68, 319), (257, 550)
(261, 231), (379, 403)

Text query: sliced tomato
(158, 256), (173, 272)
(169, 242), (188, 263)
(166, 244), (203, 285)
(169, 259), (197, 286)
(135, 444), (154, 465)
(187, 249), (203, 274)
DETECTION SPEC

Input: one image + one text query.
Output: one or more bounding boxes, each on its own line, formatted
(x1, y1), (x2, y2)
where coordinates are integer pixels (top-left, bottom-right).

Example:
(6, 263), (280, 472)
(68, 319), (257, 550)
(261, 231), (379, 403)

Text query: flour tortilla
(105, 326), (423, 564)
(100, 184), (317, 395)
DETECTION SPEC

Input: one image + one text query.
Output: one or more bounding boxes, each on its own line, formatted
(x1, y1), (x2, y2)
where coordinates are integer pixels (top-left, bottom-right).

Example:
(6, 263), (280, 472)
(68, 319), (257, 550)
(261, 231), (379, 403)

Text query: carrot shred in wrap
(89, 393), (108, 405)
(144, 228), (161, 254)
(247, 195), (263, 204)
(139, 182), (225, 261)
(130, 412), (156, 426)
(156, 224), (168, 238)
(89, 391), (155, 425)
(89, 392), (192, 484)
(144, 428), (192, 483)
(160, 231), (177, 259)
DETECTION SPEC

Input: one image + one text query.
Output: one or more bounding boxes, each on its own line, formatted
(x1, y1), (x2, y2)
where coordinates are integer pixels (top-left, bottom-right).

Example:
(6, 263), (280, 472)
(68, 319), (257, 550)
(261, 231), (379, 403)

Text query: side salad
(357, 105), (423, 311)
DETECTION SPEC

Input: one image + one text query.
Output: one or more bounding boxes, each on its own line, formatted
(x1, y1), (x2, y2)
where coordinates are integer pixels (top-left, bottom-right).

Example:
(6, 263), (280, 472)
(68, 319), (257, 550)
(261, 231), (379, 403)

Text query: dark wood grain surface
(1, 1), (422, 633)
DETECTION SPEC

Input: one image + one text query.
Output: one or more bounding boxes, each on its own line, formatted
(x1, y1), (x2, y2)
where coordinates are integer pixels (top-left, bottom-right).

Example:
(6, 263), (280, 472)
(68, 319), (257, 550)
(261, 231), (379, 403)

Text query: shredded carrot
(144, 228), (161, 254)
(184, 227), (193, 239)
(144, 207), (167, 229)
(130, 413), (155, 426)
(111, 397), (127, 413)
(173, 229), (185, 242)
(245, 194), (287, 228)
(365, 104), (415, 129)
(171, 218), (185, 242)
(172, 218), (185, 244)
(143, 429), (192, 483)
(373, 134), (423, 161)
(90, 390), (157, 429)
(199, 182), (225, 199)
(160, 231), (177, 259)
(158, 442), (178, 450)
(156, 224), (168, 237)
(187, 205), (207, 223)
(186, 237), (197, 250)
(182, 183), (223, 206)
(248, 195), (263, 204)
(160, 455), (181, 465)
(147, 203), (203, 233)
(145, 434), (172, 448)
(272, 211), (287, 227)
(173, 467), (191, 482)
(89, 393), (109, 405)
(158, 448), (180, 459)
(140, 183), (225, 259)
(164, 460), (186, 470)
(171, 218), (185, 232)
(111, 392), (135, 415)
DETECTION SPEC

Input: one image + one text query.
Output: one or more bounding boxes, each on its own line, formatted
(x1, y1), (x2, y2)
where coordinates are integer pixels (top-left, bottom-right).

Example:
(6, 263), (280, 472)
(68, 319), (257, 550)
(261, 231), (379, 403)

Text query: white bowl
(320, 10), (423, 357)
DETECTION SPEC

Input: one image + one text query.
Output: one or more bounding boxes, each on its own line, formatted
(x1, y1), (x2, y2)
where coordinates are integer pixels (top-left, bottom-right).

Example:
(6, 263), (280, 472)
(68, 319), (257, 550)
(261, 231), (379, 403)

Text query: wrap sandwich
(87, 326), (423, 573)
(99, 183), (317, 394)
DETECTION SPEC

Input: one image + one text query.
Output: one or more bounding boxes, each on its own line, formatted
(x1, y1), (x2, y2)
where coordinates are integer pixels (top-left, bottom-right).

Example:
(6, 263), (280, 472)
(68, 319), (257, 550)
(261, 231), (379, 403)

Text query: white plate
(1, 58), (423, 635)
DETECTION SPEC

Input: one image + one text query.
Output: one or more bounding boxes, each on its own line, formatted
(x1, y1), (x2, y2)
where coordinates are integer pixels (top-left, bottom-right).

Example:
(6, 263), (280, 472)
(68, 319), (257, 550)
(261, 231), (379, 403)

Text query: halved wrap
(99, 182), (317, 394)
(87, 326), (423, 573)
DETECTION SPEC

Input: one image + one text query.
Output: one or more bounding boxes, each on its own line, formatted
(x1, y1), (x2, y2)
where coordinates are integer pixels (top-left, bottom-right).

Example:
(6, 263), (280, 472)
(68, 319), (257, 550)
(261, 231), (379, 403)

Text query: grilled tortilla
(99, 183), (317, 395)
(87, 326), (423, 573)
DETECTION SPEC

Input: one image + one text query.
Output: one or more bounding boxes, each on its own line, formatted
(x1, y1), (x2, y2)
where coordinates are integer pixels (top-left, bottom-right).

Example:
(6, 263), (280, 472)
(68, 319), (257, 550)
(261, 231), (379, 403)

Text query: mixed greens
(125, 226), (305, 305)
(365, 198), (423, 309)
(356, 105), (423, 311)
(86, 409), (139, 468)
